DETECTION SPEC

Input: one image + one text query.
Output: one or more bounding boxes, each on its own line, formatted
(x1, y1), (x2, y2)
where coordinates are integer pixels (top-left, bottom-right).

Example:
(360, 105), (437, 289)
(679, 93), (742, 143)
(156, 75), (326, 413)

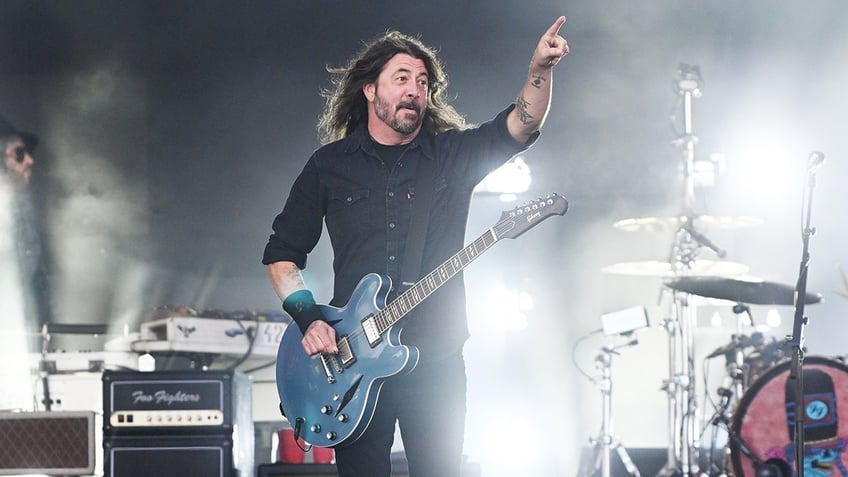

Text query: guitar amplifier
(102, 370), (254, 477)
(0, 411), (95, 476)
(104, 434), (235, 477)
(102, 370), (251, 435)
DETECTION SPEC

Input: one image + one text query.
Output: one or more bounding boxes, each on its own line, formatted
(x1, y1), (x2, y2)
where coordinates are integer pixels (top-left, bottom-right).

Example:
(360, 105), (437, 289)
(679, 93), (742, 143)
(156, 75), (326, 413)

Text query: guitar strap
(399, 155), (436, 291)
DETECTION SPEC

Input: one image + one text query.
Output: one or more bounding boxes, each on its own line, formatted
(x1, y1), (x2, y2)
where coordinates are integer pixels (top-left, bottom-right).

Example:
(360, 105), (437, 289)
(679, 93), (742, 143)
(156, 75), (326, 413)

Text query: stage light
(710, 311), (723, 328)
(485, 287), (534, 331)
(482, 415), (540, 468)
(474, 156), (531, 200)
(765, 308), (781, 328)
(0, 184), (37, 411)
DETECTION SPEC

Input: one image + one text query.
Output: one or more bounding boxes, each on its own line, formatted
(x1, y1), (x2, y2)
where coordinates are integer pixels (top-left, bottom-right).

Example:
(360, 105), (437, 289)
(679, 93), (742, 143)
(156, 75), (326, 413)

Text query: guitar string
(319, 196), (562, 363)
(329, 222), (508, 351)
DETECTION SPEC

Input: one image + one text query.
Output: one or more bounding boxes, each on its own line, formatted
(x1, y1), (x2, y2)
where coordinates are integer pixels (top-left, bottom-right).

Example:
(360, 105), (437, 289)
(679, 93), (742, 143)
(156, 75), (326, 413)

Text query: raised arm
(506, 16), (570, 143)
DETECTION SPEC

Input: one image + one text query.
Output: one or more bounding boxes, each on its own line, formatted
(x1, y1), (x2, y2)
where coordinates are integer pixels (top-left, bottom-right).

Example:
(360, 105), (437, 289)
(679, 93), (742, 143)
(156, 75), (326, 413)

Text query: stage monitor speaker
(0, 411), (95, 476)
(104, 435), (235, 477)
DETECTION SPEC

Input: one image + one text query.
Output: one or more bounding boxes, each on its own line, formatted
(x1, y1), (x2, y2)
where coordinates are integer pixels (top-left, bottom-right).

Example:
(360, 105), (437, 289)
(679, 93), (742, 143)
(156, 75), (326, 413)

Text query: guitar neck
(375, 228), (501, 333)
(370, 193), (567, 335)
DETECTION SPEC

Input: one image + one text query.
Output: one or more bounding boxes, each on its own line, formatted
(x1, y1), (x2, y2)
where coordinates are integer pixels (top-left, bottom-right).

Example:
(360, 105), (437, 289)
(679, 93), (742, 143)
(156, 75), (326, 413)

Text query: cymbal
(665, 276), (822, 305)
(602, 260), (749, 277)
(613, 215), (764, 233)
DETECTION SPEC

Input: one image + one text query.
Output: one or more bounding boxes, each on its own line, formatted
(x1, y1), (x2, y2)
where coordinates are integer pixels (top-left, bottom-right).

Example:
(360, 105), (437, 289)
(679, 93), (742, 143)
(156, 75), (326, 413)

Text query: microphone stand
(785, 153), (824, 477)
(587, 338), (642, 477)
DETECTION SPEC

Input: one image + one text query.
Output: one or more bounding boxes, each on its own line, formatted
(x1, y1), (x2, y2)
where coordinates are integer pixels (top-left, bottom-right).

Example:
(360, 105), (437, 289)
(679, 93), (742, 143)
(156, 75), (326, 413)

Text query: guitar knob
(337, 414), (348, 423)
(310, 424), (321, 433)
(321, 405), (333, 415)
(325, 431), (337, 441)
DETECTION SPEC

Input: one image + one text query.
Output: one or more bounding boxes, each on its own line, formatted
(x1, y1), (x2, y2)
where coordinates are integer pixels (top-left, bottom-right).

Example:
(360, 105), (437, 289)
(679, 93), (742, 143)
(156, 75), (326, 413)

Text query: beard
(373, 91), (423, 135)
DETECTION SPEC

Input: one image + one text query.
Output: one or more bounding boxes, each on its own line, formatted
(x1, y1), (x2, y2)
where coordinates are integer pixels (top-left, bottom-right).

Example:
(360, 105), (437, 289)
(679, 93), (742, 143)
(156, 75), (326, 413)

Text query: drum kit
(596, 64), (834, 477)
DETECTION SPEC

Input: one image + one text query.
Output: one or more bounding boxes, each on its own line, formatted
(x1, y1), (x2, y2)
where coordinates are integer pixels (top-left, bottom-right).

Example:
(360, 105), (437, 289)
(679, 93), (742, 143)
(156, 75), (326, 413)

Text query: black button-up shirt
(263, 104), (538, 360)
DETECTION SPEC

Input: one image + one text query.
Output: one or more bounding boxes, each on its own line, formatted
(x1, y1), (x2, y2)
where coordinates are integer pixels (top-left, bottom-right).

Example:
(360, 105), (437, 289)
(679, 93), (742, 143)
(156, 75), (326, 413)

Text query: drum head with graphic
(730, 356), (848, 477)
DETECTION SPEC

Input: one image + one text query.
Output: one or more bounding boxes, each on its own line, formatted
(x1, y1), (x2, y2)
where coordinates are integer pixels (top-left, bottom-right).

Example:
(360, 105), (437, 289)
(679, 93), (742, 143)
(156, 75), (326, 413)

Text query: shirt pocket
(326, 187), (372, 235)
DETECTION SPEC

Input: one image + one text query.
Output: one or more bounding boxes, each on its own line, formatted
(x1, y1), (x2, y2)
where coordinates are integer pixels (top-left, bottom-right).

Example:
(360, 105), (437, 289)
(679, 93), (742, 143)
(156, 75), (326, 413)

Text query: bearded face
(373, 85), (423, 135)
(364, 53), (429, 141)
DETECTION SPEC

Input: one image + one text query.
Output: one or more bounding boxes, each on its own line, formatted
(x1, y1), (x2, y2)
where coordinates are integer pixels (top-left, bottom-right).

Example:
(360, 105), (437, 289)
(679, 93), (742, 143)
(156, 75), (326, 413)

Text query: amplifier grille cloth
(0, 416), (91, 470)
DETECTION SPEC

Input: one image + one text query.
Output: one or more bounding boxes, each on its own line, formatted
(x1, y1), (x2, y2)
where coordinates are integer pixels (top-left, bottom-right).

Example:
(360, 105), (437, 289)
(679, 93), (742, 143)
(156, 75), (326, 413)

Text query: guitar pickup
(337, 336), (355, 368)
(361, 315), (382, 347)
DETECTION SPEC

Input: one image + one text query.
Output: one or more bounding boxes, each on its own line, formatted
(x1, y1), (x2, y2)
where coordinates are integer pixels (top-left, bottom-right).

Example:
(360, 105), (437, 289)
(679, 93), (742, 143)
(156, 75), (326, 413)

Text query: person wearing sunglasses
(1, 114), (50, 332)
(1, 116), (38, 190)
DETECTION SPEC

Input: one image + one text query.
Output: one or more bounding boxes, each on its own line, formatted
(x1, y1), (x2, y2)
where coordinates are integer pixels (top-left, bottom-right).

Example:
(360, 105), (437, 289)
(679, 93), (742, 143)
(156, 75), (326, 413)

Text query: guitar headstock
(495, 193), (568, 240)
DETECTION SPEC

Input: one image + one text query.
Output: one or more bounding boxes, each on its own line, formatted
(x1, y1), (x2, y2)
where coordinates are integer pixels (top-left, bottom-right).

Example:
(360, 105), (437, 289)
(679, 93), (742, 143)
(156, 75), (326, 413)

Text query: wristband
(282, 289), (325, 334)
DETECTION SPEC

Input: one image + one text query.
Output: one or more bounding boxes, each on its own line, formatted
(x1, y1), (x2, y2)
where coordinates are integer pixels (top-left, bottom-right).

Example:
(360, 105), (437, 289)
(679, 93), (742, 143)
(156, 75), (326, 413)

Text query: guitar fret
(382, 197), (565, 333)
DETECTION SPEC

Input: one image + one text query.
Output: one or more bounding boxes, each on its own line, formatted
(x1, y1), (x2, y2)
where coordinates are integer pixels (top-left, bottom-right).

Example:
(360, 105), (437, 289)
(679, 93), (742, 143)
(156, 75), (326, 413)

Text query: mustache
(396, 101), (421, 113)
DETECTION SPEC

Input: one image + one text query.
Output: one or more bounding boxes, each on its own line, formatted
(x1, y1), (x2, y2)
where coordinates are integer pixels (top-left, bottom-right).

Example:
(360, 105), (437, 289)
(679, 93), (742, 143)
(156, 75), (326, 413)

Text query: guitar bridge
(319, 354), (336, 384)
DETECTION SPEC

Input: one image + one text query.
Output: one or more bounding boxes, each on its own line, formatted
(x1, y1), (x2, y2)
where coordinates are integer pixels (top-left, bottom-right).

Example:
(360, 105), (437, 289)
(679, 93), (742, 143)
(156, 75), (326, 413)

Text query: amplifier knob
(326, 432), (337, 441)
(337, 414), (348, 423)
(311, 424), (321, 433)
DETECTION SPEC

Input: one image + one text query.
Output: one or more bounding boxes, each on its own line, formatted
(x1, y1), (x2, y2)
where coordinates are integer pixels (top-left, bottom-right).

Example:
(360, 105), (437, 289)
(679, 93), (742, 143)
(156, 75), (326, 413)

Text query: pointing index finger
(546, 16), (566, 37)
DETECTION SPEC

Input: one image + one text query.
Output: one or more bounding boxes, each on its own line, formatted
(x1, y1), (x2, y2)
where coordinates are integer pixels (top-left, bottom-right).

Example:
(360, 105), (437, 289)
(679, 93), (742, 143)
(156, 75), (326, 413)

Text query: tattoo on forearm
(516, 95), (534, 125)
(531, 74), (546, 88)
(284, 264), (307, 288)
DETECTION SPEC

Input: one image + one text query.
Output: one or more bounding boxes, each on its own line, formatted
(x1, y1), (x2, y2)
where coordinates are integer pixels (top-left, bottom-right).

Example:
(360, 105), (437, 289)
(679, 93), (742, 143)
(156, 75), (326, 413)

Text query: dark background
(2, 1), (847, 474)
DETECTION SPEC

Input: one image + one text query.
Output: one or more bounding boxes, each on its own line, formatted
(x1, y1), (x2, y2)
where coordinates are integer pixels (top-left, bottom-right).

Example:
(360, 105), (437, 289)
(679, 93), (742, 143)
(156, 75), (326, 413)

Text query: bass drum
(730, 356), (848, 477)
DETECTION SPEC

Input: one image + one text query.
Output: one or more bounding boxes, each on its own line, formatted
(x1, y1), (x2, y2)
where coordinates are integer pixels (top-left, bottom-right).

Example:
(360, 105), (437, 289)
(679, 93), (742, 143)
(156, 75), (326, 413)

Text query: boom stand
(585, 341), (641, 477)
(786, 153), (824, 477)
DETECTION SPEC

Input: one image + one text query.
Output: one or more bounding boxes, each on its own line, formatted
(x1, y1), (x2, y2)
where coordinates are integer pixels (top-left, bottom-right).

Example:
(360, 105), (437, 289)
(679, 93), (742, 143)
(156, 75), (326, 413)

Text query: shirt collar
(343, 123), (436, 161)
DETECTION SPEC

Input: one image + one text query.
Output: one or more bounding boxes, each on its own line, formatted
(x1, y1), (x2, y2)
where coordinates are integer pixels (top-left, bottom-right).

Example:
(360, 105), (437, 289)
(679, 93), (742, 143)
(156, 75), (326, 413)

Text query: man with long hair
(264, 17), (569, 476)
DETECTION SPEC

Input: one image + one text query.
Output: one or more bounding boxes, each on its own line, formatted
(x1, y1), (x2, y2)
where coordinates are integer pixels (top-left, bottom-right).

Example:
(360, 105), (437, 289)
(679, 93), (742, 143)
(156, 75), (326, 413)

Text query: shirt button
(346, 196), (353, 203)
(389, 256), (396, 261)
(388, 191), (395, 198)
(388, 223), (396, 229)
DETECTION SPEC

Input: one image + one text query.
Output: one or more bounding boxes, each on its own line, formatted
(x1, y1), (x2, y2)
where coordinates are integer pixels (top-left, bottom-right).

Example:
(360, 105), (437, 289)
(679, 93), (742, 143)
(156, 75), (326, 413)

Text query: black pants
(334, 352), (467, 477)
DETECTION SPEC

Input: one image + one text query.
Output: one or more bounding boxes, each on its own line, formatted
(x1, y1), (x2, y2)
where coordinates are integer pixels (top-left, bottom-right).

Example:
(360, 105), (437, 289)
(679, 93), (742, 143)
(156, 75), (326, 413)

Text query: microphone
(682, 220), (727, 258)
(807, 151), (825, 173)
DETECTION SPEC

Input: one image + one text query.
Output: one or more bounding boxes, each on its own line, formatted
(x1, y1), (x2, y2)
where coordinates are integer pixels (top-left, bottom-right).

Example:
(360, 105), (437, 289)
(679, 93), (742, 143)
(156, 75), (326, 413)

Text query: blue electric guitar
(275, 194), (568, 448)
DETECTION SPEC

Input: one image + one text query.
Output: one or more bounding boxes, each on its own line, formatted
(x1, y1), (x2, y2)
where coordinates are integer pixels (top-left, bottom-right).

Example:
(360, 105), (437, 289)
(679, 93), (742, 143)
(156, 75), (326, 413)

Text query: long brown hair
(317, 30), (467, 144)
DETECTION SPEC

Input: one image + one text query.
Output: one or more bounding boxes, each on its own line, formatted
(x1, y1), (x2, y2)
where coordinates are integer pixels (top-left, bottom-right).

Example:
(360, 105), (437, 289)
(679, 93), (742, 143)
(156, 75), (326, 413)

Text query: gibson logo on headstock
(132, 389), (202, 406)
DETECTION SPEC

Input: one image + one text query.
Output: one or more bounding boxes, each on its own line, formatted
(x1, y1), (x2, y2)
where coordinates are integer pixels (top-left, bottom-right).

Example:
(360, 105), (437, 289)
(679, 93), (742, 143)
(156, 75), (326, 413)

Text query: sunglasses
(12, 146), (27, 163)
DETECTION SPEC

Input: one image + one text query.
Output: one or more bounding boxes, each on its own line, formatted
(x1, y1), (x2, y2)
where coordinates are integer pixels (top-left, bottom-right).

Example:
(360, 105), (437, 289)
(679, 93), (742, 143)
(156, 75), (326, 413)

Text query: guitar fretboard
(373, 226), (504, 334)
(367, 193), (564, 335)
